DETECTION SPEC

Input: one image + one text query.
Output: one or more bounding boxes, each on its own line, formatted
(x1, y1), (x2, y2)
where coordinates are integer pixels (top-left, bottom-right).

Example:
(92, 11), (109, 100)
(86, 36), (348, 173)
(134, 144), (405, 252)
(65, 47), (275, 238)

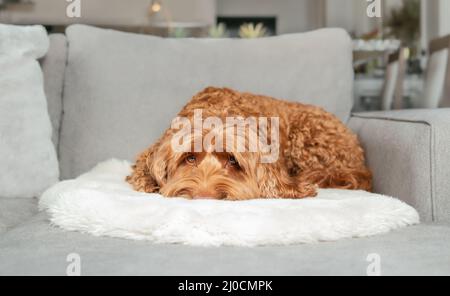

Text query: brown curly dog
(127, 87), (372, 200)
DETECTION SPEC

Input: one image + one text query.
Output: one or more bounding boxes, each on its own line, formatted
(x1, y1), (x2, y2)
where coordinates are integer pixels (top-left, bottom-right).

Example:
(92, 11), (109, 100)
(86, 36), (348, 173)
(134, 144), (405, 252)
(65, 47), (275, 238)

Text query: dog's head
(129, 112), (316, 200)
(143, 124), (263, 200)
(159, 151), (259, 200)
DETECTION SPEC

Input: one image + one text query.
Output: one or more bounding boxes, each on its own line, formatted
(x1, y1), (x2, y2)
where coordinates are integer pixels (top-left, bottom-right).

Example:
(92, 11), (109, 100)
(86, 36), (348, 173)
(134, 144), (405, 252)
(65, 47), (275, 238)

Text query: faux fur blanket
(39, 159), (419, 247)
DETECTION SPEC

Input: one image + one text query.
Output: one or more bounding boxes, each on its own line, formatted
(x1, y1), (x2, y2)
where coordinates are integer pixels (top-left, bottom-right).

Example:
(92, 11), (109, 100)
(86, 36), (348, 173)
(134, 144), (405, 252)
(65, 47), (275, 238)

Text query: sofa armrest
(348, 109), (450, 222)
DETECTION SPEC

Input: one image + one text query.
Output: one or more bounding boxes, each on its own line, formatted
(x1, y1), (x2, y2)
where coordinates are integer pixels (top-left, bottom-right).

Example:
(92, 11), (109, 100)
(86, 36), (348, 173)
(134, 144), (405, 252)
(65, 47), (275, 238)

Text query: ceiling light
(150, 0), (162, 13)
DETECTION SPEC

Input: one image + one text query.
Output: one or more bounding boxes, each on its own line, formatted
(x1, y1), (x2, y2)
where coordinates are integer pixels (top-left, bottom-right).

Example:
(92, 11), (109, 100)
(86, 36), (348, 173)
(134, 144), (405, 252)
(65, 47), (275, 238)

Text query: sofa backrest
(45, 25), (354, 179)
(40, 33), (67, 152)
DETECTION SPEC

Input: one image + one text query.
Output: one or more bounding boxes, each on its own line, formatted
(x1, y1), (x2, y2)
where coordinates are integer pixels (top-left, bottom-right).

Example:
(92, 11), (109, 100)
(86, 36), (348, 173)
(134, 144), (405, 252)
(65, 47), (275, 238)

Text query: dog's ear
(126, 140), (168, 193)
(257, 164), (317, 199)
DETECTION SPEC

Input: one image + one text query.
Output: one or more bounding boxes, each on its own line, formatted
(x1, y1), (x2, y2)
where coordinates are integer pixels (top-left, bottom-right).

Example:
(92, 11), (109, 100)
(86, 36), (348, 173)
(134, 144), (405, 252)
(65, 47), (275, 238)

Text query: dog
(126, 87), (372, 200)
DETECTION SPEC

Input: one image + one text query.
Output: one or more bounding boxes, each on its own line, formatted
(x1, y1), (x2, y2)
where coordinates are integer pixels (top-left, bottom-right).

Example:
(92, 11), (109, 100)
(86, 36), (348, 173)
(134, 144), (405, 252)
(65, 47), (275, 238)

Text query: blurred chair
(419, 35), (450, 108)
(381, 48), (408, 110)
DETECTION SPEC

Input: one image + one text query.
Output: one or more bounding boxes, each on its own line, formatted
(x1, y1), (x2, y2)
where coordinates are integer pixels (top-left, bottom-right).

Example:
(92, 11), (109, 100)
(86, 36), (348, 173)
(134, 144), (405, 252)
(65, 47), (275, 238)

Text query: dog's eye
(228, 155), (239, 167)
(185, 154), (196, 164)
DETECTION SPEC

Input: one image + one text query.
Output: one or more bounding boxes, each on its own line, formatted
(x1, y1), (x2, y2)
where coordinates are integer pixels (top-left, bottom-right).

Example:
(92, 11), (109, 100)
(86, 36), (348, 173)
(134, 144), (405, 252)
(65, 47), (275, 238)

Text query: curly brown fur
(127, 87), (372, 200)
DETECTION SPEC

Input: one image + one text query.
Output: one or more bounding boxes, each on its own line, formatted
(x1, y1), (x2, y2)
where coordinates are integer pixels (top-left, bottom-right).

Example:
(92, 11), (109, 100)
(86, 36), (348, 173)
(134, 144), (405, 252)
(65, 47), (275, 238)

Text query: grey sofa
(1, 25), (450, 276)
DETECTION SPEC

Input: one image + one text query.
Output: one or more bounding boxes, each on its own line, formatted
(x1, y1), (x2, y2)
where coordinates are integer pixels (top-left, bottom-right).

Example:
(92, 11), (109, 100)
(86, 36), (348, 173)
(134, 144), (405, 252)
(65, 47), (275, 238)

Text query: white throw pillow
(0, 24), (59, 198)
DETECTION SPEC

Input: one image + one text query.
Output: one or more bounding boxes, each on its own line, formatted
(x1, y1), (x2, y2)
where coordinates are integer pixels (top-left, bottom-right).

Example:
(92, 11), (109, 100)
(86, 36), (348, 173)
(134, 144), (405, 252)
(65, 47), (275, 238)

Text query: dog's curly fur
(127, 87), (372, 200)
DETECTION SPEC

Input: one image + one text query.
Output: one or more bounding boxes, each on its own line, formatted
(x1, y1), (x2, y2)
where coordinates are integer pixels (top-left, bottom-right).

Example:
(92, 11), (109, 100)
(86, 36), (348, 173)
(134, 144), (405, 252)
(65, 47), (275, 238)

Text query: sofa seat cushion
(0, 213), (449, 275)
(59, 25), (354, 179)
(0, 199), (38, 234)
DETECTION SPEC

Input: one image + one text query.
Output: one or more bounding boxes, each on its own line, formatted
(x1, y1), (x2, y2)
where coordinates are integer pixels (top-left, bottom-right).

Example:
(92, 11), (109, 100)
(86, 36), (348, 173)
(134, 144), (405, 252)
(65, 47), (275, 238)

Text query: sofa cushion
(0, 213), (449, 275)
(0, 199), (38, 234)
(59, 25), (354, 179)
(0, 24), (59, 198)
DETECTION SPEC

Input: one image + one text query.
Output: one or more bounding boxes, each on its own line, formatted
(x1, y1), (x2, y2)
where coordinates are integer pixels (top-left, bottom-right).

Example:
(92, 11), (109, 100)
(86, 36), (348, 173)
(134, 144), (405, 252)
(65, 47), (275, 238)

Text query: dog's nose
(193, 191), (216, 200)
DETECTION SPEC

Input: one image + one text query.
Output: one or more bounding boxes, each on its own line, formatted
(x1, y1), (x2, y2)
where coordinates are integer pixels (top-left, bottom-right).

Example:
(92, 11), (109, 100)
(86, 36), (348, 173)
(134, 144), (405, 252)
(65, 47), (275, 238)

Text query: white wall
(216, 0), (322, 34)
(437, 0), (450, 36)
(326, 0), (355, 32)
(422, 0), (450, 49)
(0, 0), (216, 26)
(326, 0), (385, 37)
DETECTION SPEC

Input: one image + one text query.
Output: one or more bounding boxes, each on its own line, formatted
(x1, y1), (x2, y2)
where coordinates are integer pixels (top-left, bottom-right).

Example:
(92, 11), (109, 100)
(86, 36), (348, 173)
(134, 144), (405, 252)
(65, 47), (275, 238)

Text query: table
(353, 74), (424, 111)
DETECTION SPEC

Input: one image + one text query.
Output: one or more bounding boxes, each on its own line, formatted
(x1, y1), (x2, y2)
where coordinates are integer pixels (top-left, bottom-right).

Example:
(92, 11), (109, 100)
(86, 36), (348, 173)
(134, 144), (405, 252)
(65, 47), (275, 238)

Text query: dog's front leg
(275, 182), (318, 199)
(258, 165), (318, 199)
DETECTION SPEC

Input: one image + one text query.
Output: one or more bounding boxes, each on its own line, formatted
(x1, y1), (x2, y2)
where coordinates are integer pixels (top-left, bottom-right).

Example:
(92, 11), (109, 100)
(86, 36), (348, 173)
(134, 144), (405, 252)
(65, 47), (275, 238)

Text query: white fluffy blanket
(39, 159), (420, 247)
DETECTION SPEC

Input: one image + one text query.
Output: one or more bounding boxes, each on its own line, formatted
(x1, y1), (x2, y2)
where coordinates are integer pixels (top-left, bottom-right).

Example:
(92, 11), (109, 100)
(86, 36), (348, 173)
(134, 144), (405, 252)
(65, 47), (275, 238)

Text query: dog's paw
(280, 182), (318, 199)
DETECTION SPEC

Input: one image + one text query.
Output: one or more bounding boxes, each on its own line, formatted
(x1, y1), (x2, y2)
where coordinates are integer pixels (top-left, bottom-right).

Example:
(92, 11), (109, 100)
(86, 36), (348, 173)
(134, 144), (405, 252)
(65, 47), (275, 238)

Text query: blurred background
(1, 0), (449, 111)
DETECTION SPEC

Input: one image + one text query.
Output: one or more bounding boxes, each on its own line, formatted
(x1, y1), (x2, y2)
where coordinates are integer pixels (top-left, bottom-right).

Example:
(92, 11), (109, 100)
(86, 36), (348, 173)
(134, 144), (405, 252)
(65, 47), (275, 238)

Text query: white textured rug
(39, 159), (419, 247)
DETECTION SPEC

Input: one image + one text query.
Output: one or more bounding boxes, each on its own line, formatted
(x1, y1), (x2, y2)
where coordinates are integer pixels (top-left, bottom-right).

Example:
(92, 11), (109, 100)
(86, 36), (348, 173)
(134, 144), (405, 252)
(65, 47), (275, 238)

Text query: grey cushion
(0, 213), (449, 275)
(40, 34), (67, 150)
(0, 199), (37, 234)
(0, 25), (59, 198)
(59, 24), (354, 179)
(349, 109), (450, 222)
